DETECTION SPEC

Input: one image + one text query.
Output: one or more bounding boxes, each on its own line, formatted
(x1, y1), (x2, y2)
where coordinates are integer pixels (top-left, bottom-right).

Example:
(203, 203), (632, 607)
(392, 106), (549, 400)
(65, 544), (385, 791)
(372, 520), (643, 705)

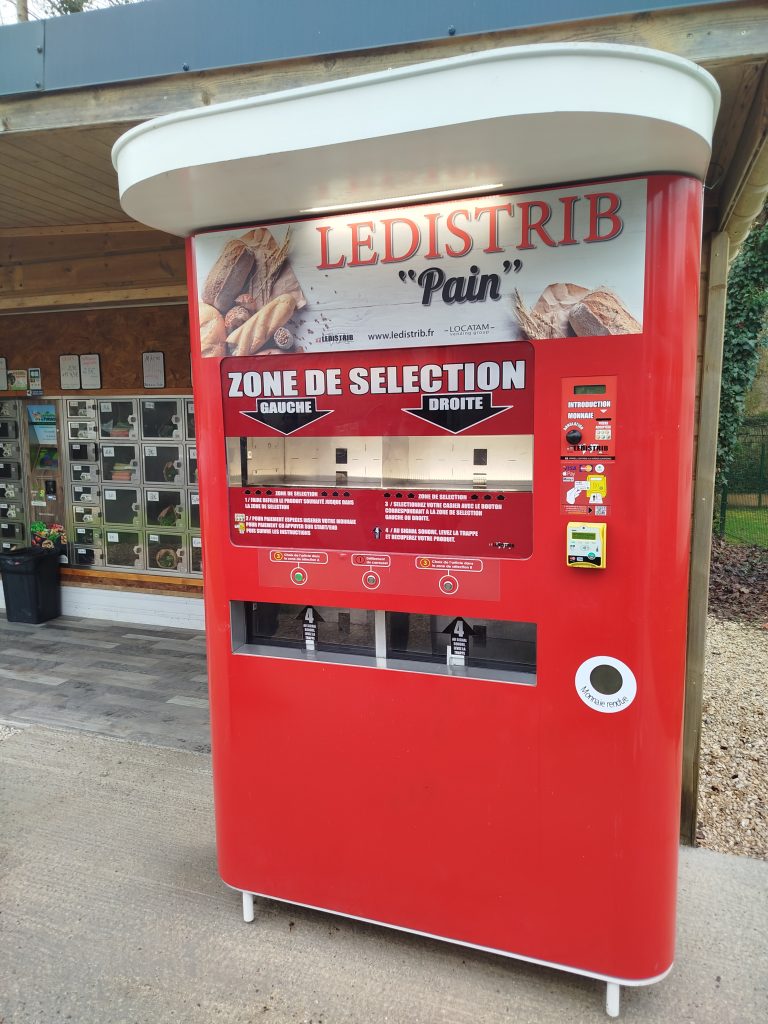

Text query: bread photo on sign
(511, 283), (641, 339)
(199, 228), (307, 357)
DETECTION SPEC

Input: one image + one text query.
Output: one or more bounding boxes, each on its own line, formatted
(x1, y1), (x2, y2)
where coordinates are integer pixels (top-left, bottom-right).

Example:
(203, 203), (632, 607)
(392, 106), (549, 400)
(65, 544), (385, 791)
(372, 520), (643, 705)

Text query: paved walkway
(0, 612), (210, 751)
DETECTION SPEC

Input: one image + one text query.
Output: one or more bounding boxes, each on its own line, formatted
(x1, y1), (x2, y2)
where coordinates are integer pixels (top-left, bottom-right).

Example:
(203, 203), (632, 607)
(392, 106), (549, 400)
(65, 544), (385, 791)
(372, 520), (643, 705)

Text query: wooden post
(681, 231), (730, 845)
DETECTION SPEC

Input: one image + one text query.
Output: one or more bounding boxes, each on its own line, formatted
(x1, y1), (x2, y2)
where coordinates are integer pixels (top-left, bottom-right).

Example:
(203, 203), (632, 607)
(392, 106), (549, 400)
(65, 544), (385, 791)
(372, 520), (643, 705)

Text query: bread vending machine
(113, 44), (719, 1019)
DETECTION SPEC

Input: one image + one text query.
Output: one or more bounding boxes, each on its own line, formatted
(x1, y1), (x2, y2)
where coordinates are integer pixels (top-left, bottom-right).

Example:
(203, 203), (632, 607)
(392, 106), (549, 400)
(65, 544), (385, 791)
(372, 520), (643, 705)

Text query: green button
(293, 570), (304, 582)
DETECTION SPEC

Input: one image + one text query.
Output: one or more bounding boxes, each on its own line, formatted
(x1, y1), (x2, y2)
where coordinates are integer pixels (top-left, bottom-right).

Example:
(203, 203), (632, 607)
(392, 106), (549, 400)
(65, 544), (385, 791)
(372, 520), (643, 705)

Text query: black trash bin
(0, 546), (61, 624)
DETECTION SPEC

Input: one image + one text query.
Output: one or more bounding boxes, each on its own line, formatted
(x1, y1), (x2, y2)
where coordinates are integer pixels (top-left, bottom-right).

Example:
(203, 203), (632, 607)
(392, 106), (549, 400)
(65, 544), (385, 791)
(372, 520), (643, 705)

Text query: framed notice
(142, 351), (165, 389)
(8, 369), (27, 391)
(59, 354), (81, 390)
(0, 357), (6, 391)
(79, 354), (102, 390)
(28, 367), (43, 396)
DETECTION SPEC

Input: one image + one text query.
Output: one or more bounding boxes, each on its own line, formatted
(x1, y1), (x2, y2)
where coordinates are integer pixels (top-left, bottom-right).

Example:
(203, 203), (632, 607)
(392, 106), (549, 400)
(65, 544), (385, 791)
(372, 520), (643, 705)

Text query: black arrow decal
(442, 617), (475, 638)
(404, 393), (510, 433)
(241, 398), (331, 435)
(296, 606), (325, 624)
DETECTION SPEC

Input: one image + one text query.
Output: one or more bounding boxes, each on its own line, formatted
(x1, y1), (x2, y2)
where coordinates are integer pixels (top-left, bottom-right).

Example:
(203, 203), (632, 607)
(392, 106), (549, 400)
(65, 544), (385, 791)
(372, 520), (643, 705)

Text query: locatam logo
(449, 323), (490, 335)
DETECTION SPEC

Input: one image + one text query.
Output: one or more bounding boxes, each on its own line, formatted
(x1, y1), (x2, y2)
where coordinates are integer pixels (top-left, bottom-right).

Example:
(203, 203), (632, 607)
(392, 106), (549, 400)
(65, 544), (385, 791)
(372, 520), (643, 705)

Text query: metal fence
(718, 426), (768, 548)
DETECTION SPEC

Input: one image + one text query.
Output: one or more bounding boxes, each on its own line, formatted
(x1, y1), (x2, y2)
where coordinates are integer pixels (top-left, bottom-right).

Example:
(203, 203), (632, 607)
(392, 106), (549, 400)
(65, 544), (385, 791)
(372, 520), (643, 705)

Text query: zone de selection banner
(193, 178), (647, 359)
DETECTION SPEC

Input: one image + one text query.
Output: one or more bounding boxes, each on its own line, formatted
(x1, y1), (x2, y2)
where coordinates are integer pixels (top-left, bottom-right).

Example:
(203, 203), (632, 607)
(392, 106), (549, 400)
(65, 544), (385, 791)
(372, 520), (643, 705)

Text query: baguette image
(198, 227), (306, 357)
(227, 295), (298, 357)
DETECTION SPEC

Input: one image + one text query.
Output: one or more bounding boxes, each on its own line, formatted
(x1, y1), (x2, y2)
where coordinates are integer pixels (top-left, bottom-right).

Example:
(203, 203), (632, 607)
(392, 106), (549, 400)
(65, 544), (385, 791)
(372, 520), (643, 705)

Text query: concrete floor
(0, 725), (766, 1023)
(0, 613), (766, 1023)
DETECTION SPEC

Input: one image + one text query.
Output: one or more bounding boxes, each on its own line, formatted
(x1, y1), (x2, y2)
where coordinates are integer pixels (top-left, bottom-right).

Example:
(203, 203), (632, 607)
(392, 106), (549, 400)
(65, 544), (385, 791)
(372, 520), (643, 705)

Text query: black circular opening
(321, 490), (328, 496)
(589, 664), (623, 695)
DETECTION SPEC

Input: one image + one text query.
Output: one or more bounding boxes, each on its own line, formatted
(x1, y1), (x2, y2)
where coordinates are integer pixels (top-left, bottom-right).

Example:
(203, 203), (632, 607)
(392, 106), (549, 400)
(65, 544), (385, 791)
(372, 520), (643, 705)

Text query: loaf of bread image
(198, 227), (307, 357)
(568, 290), (641, 335)
(512, 284), (640, 339)
(199, 302), (227, 358)
(201, 239), (258, 314)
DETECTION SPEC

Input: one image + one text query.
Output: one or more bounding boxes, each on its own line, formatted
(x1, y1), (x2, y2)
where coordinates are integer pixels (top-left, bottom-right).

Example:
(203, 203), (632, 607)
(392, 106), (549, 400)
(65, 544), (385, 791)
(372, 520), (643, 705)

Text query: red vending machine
(114, 44), (720, 1017)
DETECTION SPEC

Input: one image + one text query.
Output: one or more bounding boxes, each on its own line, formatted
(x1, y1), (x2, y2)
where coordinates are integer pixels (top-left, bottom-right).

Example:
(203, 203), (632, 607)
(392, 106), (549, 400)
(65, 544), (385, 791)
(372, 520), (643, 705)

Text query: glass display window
(245, 603), (376, 657)
(0, 420), (19, 440)
(226, 434), (533, 491)
(74, 525), (102, 546)
(98, 399), (138, 439)
(66, 399), (96, 420)
(0, 482), (21, 501)
(145, 531), (186, 573)
(190, 535), (202, 574)
(1, 538), (22, 553)
(72, 546), (104, 567)
(185, 400), (196, 440)
(0, 461), (22, 481)
(0, 401), (20, 418)
(105, 530), (143, 569)
(0, 521), (25, 542)
(145, 488), (184, 530)
(69, 440), (98, 463)
(103, 486), (141, 526)
(385, 613), (536, 679)
(186, 445), (198, 485)
(0, 441), (20, 459)
(70, 462), (100, 483)
(101, 443), (140, 484)
(140, 398), (182, 440)
(72, 484), (100, 504)
(142, 443), (183, 484)
(72, 504), (102, 526)
(67, 420), (98, 440)
(189, 490), (200, 530)
(0, 500), (25, 520)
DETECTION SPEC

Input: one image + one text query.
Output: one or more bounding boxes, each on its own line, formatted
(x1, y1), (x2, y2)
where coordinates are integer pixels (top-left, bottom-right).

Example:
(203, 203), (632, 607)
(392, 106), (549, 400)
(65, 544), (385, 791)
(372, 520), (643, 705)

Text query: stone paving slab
(0, 726), (766, 1024)
(0, 612), (211, 752)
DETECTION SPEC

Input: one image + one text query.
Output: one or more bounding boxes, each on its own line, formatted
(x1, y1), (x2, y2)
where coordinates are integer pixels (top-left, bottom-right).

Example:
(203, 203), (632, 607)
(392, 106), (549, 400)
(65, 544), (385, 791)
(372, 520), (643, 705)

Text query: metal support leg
(606, 982), (620, 1018)
(242, 890), (254, 923)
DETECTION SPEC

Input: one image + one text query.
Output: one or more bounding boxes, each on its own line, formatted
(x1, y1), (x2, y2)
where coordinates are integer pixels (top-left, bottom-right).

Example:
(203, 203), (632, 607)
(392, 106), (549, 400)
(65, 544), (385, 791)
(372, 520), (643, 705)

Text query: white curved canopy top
(113, 43), (720, 237)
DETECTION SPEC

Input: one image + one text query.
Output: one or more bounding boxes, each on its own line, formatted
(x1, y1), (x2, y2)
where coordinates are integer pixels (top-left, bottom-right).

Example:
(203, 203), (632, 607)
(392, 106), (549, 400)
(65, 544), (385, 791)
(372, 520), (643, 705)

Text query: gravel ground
(697, 615), (768, 859)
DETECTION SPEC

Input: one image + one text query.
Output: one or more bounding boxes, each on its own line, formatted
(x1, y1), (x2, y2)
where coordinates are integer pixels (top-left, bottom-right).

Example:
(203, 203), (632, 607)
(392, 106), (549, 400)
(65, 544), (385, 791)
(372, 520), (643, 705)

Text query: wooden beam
(717, 62), (768, 232)
(1, 2), (766, 134)
(0, 222), (157, 237)
(681, 230), (730, 846)
(0, 283), (188, 312)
